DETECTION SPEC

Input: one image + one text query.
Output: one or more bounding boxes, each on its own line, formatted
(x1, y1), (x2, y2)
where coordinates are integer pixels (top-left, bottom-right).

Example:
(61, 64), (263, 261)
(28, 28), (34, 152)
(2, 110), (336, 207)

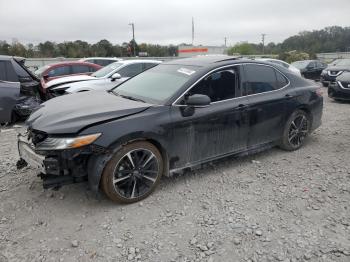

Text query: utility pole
(192, 17), (194, 46)
(129, 22), (136, 56)
(261, 33), (266, 54)
(224, 37), (227, 47)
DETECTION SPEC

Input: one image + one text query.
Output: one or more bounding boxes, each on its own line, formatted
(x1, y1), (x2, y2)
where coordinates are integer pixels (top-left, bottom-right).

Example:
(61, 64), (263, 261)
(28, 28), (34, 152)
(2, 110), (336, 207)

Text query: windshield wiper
(119, 94), (146, 103)
(110, 91), (145, 103)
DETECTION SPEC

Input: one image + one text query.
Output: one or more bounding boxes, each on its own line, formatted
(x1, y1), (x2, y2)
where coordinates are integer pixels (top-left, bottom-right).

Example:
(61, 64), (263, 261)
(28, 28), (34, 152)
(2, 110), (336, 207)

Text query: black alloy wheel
(101, 141), (163, 203)
(280, 110), (310, 151)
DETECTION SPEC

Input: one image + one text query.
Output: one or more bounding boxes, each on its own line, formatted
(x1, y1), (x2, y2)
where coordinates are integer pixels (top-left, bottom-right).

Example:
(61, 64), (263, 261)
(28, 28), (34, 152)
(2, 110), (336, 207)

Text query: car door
(242, 63), (292, 147)
(0, 61), (21, 123)
(307, 61), (319, 80)
(169, 65), (250, 168)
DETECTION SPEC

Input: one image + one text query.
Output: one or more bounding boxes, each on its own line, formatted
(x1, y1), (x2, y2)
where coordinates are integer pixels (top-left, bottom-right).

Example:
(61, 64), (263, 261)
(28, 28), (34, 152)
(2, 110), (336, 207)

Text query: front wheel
(279, 110), (310, 151)
(101, 141), (164, 203)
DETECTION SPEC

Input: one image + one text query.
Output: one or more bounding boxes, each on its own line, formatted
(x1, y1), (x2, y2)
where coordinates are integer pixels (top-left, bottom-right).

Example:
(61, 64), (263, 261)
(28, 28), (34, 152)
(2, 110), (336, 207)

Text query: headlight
(36, 133), (101, 150)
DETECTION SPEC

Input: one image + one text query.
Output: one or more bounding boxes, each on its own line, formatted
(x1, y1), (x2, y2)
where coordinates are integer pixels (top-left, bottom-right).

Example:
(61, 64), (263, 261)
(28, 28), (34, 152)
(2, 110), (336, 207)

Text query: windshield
(291, 61), (310, 69)
(34, 65), (50, 77)
(112, 64), (199, 104)
(91, 62), (123, 78)
(334, 59), (350, 67)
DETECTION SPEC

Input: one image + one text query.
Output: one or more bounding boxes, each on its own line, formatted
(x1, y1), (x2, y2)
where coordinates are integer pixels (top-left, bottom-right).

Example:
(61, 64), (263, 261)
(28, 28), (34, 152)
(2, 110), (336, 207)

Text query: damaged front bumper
(17, 132), (107, 190)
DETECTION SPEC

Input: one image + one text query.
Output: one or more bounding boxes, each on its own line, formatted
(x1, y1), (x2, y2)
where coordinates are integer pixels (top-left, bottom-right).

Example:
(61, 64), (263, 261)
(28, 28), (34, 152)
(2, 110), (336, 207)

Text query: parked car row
(288, 58), (350, 101)
(15, 55), (324, 203)
(291, 60), (328, 80)
(0, 57), (162, 123)
(46, 60), (161, 98)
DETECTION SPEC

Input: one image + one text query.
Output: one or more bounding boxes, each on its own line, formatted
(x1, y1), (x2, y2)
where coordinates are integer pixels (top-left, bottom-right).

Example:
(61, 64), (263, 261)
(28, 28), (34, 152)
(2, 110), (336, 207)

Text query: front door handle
(285, 94), (295, 99)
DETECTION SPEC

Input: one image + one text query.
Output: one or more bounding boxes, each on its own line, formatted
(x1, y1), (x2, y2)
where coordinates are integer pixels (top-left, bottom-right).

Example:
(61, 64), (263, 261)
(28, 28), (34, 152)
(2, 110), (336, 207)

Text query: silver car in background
(47, 60), (162, 97)
(257, 58), (301, 76)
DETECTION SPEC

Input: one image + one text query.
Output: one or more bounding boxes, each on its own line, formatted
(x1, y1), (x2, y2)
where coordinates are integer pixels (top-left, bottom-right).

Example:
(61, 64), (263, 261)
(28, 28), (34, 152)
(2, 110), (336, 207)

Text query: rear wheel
(101, 141), (163, 203)
(279, 110), (310, 151)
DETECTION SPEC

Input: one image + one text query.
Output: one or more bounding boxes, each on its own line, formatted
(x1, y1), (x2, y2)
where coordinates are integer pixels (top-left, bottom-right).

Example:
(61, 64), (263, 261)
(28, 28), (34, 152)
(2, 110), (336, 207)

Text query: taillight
(315, 88), (323, 97)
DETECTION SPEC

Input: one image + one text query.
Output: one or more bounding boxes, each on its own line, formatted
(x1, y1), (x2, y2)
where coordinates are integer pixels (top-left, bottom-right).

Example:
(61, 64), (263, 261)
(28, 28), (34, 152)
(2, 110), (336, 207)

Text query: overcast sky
(1, 0), (349, 46)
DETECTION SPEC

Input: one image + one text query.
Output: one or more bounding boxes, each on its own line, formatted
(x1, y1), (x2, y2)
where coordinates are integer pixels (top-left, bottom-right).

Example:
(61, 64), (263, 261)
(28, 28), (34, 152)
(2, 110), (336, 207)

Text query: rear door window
(243, 64), (276, 95)
(0, 61), (19, 82)
(12, 60), (32, 82)
(117, 63), (144, 78)
(48, 66), (71, 77)
(242, 64), (287, 95)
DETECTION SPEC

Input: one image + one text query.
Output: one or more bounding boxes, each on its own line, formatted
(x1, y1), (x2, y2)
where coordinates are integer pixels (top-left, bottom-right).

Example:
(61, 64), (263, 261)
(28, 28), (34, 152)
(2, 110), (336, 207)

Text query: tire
(279, 110), (310, 151)
(101, 141), (164, 204)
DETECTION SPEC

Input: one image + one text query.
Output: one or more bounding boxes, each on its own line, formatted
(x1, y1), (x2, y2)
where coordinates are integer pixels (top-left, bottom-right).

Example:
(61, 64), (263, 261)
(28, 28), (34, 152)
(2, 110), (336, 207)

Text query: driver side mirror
(43, 74), (49, 80)
(111, 73), (122, 81)
(185, 94), (211, 107)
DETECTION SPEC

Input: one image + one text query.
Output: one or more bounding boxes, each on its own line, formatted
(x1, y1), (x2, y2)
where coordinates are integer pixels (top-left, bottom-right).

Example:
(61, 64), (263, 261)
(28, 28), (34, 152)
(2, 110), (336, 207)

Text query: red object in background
(178, 48), (209, 53)
(38, 61), (102, 93)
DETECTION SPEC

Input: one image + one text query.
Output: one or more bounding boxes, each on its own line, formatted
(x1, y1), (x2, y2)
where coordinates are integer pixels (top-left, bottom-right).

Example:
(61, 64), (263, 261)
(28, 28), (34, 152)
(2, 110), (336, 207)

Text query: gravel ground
(0, 93), (349, 262)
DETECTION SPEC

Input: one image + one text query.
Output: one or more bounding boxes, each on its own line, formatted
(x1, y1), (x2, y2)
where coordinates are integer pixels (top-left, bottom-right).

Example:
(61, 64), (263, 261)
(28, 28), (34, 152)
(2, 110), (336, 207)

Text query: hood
(337, 72), (350, 82)
(46, 75), (96, 89)
(326, 66), (350, 72)
(58, 77), (128, 93)
(26, 91), (152, 134)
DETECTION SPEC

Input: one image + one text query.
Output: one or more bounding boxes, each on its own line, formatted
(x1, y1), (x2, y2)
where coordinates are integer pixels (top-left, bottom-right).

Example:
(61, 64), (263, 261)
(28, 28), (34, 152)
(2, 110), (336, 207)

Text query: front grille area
(28, 129), (48, 145)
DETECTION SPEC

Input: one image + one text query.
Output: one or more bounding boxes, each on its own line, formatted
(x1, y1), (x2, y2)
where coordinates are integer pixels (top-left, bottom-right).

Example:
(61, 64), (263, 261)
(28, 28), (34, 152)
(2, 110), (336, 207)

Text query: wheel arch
(87, 133), (169, 197)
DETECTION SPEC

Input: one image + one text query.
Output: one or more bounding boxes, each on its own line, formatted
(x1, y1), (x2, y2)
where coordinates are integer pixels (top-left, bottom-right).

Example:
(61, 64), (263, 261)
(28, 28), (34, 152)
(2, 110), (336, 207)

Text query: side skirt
(169, 141), (276, 175)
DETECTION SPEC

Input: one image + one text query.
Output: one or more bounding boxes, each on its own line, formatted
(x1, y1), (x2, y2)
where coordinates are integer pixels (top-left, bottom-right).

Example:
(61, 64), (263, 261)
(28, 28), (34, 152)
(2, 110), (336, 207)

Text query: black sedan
(328, 72), (350, 101)
(291, 60), (327, 80)
(321, 59), (350, 87)
(17, 56), (323, 203)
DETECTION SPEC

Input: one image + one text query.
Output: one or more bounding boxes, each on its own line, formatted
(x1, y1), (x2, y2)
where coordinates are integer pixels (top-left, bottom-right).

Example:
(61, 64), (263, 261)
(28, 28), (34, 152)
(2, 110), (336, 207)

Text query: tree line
(227, 26), (350, 62)
(0, 26), (349, 59)
(0, 39), (178, 58)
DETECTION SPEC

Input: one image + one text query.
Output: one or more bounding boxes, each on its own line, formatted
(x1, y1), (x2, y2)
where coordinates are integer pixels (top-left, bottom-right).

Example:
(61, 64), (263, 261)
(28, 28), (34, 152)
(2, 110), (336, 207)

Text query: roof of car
(118, 59), (162, 65)
(163, 55), (255, 67)
(45, 61), (101, 67)
(80, 57), (122, 61)
(0, 55), (25, 61)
